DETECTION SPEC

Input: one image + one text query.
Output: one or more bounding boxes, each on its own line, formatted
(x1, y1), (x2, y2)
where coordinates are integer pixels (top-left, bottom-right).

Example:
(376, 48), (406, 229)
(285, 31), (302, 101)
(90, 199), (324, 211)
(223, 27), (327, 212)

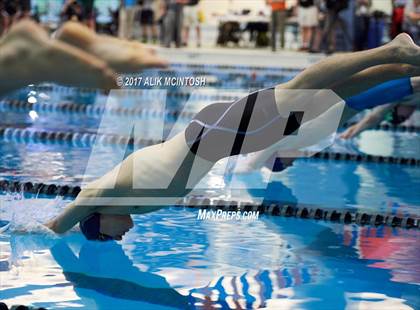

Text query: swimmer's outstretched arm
(341, 88), (419, 139)
(340, 104), (396, 139)
(46, 133), (214, 233)
(45, 201), (97, 234)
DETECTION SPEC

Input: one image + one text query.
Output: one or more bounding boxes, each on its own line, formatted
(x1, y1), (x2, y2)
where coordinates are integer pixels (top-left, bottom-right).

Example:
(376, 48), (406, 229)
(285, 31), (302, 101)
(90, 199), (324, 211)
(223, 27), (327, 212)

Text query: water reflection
(293, 224), (419, 310)
(1, 206), (418, 309)
(51, 241), (191, 309)
(263, 159), (420, 215)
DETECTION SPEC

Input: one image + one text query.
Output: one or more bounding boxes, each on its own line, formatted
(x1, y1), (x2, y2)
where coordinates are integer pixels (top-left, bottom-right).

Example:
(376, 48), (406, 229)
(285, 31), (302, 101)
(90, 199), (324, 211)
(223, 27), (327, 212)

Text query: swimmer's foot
(0, 20), (117, 94)
(56, 22), (168, 73)
(386, 33), (420, 66)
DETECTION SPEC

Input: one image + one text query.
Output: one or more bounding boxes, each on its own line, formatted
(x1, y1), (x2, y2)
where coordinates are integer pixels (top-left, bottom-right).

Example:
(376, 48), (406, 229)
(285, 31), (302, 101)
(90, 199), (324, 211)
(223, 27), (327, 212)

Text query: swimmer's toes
(141, 44), (158, 55)
(8, 19), (49, 41)
(100, 69), (118, 90)
(390, 33), (420, 63)
(50, 43), (117, 89)
(84, 62), (118, 90)
(138, 53), (169, 69)
(148, 47), (158, 55)
(394, 33), (416, 47)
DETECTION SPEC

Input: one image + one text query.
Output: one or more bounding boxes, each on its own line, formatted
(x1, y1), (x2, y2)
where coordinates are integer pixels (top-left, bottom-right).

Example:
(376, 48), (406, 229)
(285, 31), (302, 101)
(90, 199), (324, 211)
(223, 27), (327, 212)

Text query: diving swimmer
(0, 20), (167, 96)
(43, 33), (420, 241)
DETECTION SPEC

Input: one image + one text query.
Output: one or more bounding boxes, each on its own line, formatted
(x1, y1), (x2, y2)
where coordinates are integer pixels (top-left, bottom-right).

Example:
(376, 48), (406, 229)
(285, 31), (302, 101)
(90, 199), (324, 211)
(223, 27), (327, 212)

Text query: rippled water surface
(1, 199), (419, 309)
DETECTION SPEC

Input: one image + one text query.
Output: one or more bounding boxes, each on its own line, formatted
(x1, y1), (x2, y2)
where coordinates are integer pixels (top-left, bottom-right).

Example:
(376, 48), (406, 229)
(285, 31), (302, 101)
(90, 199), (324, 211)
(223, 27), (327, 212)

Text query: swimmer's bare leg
(280, 33), (420, 91)
(292, 62), (420, 127)
(55, 21), (168, 73)
(0, 20), (117, 96)
(267, 33), (420, 131)
(274, 35), (420, 148)
(332, 64), (420, 98)
(332, 66), (420, 126)
(240, 35), (420, 172)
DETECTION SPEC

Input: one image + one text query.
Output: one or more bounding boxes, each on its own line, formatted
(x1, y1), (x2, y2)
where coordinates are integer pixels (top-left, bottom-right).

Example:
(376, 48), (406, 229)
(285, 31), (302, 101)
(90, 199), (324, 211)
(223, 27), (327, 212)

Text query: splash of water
(0, 193), (71, 234)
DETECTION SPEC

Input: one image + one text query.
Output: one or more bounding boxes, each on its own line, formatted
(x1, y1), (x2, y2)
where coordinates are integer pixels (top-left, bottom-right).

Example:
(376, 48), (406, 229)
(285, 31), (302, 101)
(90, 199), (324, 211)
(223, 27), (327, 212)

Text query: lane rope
(2, 98), (419, 134)
(1, 125), (419, 166)
(0, 98), (199, 120)
(0, 179), (417, 229)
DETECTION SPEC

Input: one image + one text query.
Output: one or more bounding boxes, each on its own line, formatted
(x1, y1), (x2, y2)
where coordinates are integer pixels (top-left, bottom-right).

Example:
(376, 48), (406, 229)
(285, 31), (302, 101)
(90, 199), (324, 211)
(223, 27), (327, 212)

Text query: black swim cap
(79, 213), (112, 241)
(390, 105), (416, 125)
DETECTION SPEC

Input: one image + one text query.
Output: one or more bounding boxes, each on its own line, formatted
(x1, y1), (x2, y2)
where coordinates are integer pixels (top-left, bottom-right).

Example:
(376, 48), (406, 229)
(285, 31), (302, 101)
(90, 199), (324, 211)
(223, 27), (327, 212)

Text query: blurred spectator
(156, 0), (166, 43)
(266, 0), (287, 51)
(163, 0), (186, 48)
(106, 5), (120, 35)
(0, 0), (10, 35)
(138, 0), (158, 43)
(19, 0), (31, 19)
(403, 0), (420, 43)
(390, 0), (406, 39)
(119, 0), (138, 39)
(320, 0), (351, 53)
(216, 21), (241, 46)
(297, 0), (318, 51)
(354, 0), (371, 50)
(309, 0), (326, 52)
(79, 0), (96, 30)
(0, 0), (31, 34)
(61, 0), (83, 22)
(3, 0), (22, 21)
(183, 0), (201, 47)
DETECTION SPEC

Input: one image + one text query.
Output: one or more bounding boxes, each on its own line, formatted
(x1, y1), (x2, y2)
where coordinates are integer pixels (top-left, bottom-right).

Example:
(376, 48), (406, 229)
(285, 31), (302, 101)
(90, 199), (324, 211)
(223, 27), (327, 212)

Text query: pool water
(1, 202), (419, 309)
(0, 65), (419, 309)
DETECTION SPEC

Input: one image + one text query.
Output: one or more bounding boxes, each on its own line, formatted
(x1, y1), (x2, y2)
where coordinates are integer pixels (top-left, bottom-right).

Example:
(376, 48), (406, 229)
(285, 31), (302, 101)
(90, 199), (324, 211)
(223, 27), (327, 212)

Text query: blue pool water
(1, 202), (419, 309)
(0, 65), (419, 309)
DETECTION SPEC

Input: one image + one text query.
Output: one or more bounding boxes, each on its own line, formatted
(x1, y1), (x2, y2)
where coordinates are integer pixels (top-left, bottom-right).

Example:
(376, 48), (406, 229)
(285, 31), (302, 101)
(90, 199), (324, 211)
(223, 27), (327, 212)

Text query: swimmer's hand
(340, 104), (394, 139)
(340, 122), (369, 139)
(44, 219), (64, 234)
(44, 201), (99, 234)
(44, 220), (56, 232)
